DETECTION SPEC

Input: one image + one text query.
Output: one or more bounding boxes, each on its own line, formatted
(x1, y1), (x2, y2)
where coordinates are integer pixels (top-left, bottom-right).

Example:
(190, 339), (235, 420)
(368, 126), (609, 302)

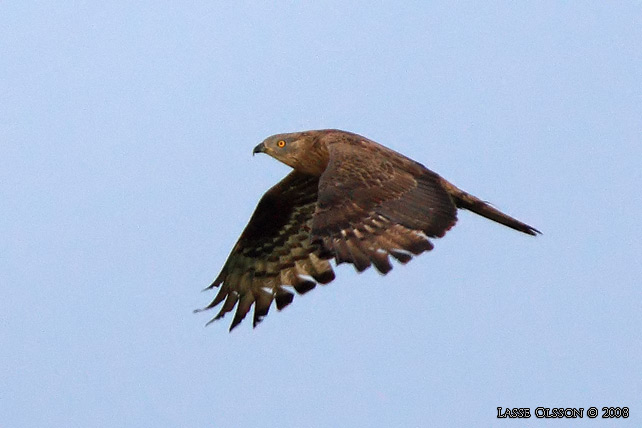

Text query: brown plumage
(198, 129), (540, 331)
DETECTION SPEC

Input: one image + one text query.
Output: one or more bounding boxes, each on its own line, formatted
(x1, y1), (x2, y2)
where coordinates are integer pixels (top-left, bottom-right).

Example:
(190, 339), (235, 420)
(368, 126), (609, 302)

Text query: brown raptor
(198, 129), (540, 331)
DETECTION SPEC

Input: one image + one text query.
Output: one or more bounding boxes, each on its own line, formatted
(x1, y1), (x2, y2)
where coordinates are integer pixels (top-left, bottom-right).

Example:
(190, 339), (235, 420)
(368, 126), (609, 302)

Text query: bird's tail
(440, 178), (540, 236)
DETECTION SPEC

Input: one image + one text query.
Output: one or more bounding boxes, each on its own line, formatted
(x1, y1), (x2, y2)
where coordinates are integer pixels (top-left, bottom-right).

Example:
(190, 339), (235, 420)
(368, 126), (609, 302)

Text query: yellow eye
(277, 140), (286, 148)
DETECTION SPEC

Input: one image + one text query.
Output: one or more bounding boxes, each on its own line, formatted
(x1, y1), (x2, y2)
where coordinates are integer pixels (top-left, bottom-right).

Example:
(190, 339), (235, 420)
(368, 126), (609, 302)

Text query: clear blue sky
(2, 2), (641, 427)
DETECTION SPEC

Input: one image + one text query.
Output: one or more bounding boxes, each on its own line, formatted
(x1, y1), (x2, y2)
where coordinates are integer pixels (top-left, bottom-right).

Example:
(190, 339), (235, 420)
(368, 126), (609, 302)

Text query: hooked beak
(252, 142), (265, 156)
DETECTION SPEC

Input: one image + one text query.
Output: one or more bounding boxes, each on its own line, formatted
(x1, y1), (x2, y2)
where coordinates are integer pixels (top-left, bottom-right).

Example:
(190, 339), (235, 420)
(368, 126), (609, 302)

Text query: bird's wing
(200, 171), (335, 331)
(311, 138), (458, 273)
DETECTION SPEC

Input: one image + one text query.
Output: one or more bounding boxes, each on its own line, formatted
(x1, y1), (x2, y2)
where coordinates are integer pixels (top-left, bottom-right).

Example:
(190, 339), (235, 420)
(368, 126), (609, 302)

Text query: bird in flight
(198, 129), (539, 331)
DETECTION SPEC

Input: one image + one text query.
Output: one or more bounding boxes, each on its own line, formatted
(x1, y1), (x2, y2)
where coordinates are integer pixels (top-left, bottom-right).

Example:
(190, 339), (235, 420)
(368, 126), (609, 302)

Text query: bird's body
(200, 129), (539, 330)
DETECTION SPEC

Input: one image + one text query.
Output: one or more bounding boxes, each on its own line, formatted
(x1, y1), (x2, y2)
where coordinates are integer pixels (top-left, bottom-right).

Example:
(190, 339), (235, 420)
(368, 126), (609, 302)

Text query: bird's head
(253, 131), (329, 175)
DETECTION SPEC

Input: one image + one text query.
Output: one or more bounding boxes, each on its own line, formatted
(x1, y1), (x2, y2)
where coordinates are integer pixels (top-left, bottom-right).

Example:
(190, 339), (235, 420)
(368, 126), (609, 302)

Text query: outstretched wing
(311, 137), (458, 274)
(200, 171), (335, 331)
